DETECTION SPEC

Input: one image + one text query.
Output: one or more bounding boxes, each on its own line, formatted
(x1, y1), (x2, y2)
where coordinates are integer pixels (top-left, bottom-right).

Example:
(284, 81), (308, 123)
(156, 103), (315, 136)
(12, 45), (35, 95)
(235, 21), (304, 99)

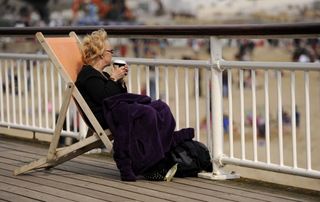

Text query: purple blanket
(103, 93), (194, 181)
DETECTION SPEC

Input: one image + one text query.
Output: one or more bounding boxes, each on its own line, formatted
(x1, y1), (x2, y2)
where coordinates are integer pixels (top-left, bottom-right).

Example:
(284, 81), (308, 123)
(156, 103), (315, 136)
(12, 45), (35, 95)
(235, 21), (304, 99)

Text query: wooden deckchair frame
(14, 32), (113, 175)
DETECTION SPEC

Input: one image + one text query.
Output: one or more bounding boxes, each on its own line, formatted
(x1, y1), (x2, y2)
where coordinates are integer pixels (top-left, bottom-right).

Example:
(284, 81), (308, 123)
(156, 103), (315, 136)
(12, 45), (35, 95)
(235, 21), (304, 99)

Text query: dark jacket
(103, 93), (194, 181)
(75, 65), (127, 129)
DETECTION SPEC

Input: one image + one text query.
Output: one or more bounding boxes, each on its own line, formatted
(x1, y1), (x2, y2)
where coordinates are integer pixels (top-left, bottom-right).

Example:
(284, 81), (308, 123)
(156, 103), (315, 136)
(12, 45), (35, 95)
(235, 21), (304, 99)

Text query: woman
(75, 29), (128, 130)
(76, 29), (196, 181)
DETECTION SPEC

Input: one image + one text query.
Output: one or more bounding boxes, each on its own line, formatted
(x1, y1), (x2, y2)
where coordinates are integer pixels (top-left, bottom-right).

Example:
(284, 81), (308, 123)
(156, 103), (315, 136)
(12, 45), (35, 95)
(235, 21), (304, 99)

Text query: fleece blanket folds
(103, 93), (194, 181)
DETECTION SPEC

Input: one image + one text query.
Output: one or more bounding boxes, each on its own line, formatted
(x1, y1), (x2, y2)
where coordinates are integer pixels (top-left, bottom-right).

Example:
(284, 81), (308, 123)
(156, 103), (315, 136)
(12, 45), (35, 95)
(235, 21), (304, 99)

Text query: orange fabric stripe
(46, 37), (83, 82)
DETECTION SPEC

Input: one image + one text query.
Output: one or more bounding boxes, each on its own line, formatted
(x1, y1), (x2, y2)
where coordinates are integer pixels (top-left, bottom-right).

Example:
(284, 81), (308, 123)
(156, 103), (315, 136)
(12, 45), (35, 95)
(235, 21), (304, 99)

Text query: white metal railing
(0, 53), (79, 137)
(212, 58), (320, 179)
(1, 36), (320, 181)
(207, 37), (320, 179)
(0, 53), (211, 141)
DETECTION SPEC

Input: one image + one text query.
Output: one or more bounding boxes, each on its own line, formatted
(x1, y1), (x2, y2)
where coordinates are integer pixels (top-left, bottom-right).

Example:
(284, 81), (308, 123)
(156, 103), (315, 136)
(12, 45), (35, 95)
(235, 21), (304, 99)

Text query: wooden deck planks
(0, 140), (223, 201)
(0, 167), (127, 202)
(0, 181), (73, 202)
(0, 148), (231, 202)
(0, 190), (38, 202)
(0, 159), (163, 202)
(0, 154), (212, 202)
(0, 135), (319, 202)
(0, 174), (107, 202)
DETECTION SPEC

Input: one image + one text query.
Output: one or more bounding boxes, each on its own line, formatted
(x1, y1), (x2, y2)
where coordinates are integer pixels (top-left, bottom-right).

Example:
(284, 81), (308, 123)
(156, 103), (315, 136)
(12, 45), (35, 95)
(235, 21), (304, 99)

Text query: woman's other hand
(111, 64), (128, 81)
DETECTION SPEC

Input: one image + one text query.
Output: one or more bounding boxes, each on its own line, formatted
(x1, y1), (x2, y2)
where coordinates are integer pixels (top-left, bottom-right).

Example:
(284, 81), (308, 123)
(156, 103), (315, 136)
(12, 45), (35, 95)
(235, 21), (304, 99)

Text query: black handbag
(170, 140), (212, 177)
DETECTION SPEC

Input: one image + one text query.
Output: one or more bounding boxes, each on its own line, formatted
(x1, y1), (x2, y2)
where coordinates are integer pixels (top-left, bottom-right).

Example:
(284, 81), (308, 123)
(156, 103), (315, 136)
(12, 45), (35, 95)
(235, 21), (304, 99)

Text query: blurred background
(1, 0), (320, 64)
(0, 0), (320, 26)
(0, 0), (320, 27)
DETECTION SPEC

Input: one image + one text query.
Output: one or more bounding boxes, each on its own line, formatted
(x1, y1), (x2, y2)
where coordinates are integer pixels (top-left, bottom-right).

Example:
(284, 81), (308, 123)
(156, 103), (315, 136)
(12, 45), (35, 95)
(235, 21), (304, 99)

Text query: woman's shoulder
(79, 65), (98, 74)
(77, 65), (100, 80)
(76, 65), (100, 86)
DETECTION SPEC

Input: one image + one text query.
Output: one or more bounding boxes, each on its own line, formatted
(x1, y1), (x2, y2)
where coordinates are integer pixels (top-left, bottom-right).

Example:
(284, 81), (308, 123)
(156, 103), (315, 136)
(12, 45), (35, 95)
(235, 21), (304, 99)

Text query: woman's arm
(84, 77), (125, 105)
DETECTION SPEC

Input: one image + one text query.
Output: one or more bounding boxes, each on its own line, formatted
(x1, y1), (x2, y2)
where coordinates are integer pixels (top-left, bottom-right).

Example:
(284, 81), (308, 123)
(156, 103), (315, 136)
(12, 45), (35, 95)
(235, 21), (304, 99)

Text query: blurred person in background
(72, 0), (134, 24)
(22, 0), (50, 25)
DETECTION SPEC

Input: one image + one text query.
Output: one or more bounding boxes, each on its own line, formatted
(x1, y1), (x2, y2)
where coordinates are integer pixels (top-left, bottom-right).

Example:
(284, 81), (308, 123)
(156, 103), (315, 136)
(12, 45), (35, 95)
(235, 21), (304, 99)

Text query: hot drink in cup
(113, 59), (127, 68)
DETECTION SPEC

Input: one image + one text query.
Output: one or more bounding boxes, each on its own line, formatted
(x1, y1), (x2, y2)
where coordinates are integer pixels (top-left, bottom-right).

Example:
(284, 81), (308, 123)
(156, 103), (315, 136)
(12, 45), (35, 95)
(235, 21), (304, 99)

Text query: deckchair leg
(14, 83), (74, 175)
(14, 132), (103, 175)
(14, 157), (48, 175)
(47, 83), (74, 161)
(50, 134), (103, 167)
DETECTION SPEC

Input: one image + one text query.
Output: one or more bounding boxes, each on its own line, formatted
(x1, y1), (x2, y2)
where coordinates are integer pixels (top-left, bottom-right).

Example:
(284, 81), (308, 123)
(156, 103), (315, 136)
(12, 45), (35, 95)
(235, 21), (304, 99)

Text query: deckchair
(14, 32), (113, 175)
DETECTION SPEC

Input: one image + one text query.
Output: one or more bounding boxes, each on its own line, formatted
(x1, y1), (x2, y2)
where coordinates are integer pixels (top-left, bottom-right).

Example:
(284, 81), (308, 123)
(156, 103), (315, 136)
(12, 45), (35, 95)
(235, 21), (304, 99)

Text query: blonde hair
(81, 29), (108, 65)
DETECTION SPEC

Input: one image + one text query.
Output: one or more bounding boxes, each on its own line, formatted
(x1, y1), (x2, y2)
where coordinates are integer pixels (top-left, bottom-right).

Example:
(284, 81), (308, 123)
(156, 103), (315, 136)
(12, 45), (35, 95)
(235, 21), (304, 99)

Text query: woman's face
(102, 41), (113, 67)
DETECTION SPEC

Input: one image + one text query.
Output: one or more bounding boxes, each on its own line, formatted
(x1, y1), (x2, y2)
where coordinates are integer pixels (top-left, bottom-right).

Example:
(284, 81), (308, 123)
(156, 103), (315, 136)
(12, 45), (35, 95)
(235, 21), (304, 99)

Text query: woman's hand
(111, 64), (128, 81)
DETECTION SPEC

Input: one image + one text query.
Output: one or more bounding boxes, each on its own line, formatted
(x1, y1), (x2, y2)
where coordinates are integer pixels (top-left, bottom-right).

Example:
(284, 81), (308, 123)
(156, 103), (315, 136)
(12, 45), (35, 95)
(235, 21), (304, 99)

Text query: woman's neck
(91, 60), (104, 72)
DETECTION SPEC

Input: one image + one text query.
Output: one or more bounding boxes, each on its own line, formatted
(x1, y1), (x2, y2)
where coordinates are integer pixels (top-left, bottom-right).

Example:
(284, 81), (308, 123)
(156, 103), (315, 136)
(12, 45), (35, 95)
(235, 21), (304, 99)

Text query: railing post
(198, 37), (239, 180)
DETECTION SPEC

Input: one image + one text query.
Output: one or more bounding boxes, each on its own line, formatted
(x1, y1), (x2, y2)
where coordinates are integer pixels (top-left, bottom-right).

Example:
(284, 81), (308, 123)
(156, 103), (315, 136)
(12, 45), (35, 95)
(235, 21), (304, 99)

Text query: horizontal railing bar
(221, 60), (320, 71)
(1, 53), (320, 71)
(0, 23), (319, 38)
(0, 124), (79, 138)
(116, 57), (211, 67)
(0, 53), (49, 60)
(221, 157), (320, 179)
(0, 53), (211, 68)
(0, 53), (320, 71)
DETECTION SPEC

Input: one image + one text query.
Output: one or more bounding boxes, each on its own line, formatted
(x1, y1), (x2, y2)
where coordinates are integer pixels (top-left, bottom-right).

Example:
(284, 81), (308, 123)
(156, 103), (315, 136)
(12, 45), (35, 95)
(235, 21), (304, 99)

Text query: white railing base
(198, 170), (240, 180)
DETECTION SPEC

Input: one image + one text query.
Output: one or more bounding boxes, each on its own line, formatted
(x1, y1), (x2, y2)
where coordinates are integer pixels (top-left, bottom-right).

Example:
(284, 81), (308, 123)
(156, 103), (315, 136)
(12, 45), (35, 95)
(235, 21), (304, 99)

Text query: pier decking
(0, 135), (319, 202)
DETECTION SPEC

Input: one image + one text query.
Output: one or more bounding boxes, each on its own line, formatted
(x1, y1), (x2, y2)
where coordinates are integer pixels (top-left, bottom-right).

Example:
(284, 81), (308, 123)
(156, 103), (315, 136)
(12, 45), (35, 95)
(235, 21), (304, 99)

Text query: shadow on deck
(0, 134), (319, 202)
